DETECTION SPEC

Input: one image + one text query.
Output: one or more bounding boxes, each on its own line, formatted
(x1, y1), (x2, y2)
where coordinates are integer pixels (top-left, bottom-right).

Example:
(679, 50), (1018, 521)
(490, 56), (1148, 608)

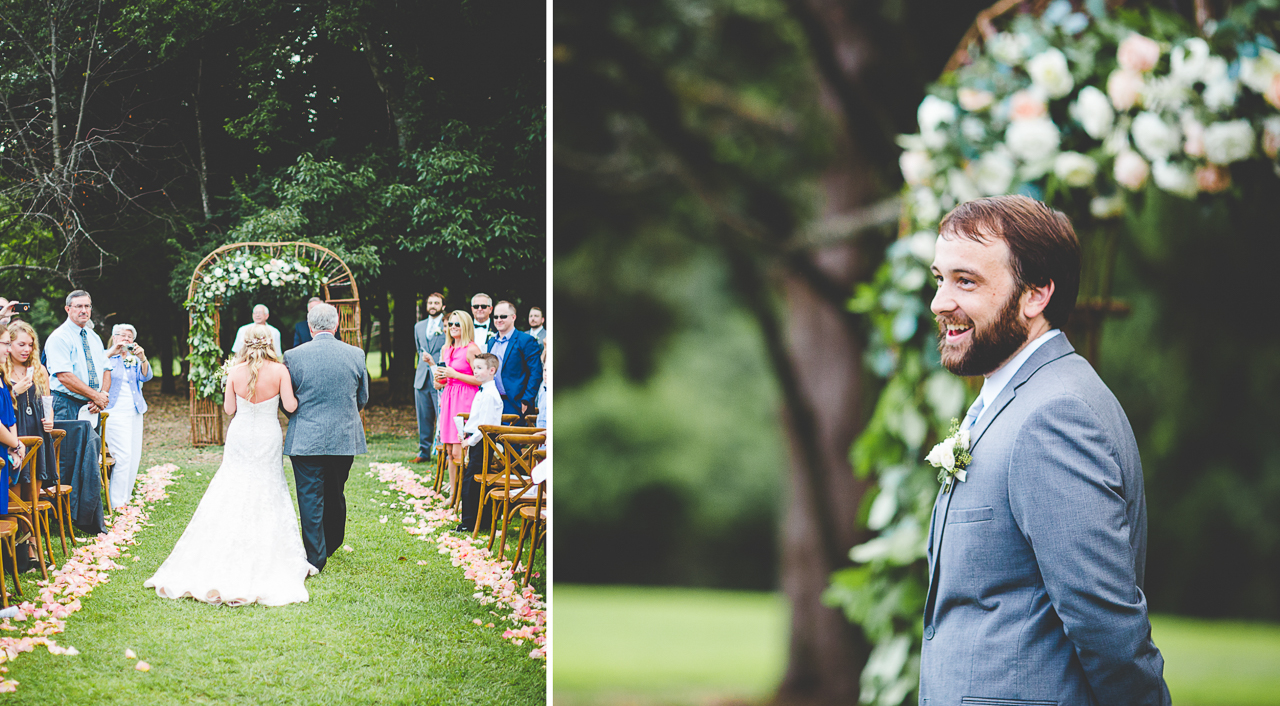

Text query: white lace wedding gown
(145, 394), (318, 606)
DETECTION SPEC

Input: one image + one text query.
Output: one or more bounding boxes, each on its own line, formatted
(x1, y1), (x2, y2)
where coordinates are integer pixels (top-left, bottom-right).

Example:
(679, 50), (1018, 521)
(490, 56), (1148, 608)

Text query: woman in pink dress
(434, 310), (482, 506)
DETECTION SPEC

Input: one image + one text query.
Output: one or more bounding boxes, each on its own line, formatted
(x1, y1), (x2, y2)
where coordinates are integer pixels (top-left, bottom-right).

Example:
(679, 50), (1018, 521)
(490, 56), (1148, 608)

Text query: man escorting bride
(146, 303), (368, 606)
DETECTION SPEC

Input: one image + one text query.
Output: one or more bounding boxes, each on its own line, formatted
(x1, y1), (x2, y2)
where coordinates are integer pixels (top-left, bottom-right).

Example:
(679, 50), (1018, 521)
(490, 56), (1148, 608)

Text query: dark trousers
(289, 454), (353, 571)
(459, 442), (489, 530)
(414, 385), (439, 458)
(52, 390), (85, 421)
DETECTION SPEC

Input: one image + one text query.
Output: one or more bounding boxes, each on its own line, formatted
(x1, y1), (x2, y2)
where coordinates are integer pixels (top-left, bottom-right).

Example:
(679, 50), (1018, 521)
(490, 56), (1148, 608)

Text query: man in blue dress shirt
(45, 290), (112, 420)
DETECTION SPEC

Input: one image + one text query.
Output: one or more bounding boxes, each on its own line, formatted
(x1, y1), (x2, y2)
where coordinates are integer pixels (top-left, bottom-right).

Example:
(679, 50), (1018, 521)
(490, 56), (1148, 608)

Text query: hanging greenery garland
(184, 250), (328, 403)
(826, 2), (1280, 704)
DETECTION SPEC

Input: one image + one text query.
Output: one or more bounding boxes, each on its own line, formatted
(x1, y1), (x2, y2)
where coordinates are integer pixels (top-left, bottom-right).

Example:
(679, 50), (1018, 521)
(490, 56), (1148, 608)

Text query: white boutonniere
(123, 353), (139, 367)
(926, 418), (973, 493)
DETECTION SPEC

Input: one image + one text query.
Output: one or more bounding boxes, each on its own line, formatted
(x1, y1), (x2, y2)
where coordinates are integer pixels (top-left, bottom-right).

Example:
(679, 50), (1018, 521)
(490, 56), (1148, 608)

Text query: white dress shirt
(459, 380), (503, 447)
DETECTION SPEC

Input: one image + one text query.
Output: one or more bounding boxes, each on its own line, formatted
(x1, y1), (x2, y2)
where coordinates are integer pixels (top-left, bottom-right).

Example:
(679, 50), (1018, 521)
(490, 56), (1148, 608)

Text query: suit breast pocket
(947, 506), (994, 524)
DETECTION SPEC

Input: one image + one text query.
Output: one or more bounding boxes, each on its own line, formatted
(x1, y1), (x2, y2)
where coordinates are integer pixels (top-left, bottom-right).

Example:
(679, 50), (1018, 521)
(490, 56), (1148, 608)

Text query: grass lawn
(5, 412), (545, 705)
(552, 585), (1280, 706)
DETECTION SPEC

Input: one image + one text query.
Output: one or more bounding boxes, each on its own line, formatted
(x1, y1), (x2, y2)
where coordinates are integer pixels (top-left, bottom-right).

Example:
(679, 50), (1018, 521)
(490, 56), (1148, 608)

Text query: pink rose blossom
(1107, 70), (1145, 111)
(1118, 33), (1161, 73)
(1195, 164), (1231, 193)
(1009, 90), (1048, 121)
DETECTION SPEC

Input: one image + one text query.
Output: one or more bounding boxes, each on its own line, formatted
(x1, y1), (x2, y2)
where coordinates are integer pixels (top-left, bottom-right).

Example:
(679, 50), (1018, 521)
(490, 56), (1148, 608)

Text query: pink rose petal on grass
(125, 648), (137, 659)
(135, 661), (151, 672)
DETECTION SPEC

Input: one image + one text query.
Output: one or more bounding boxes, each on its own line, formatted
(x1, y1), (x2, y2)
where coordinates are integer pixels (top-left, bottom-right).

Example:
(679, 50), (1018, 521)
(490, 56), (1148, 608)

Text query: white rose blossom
(912, 188), (941, 224)
(1090, 194), (1126, 219)
(1053, 152), (1099, 187)
(947, 168), (982, 204)
(1239, 48), (1280, 95)
(1152, 159), (1197, 198)
(989, 32), (1031, 66)
(1203, 119), (1255, 164)
(969, 149), (1017, 196)
(900, 150), (936, 186)
(1005, 117), (1061, 163)
(1170, 38), (1212, 85)
(925, 436), (958, 471)
(1026, 48), (1075, 99)
(1131, 112), (1181, 162)
(1070, 86), (1114, 140)
(918, 95), (957, 149)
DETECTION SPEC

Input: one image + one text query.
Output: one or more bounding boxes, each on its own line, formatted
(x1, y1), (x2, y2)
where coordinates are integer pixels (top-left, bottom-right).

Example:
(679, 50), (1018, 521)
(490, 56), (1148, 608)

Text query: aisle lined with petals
(0, 434), (545, 705)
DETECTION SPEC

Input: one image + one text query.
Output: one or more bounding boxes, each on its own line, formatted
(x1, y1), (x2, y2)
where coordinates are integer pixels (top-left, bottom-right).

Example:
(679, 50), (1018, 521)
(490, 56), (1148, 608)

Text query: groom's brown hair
(938, 195), (1081, 330)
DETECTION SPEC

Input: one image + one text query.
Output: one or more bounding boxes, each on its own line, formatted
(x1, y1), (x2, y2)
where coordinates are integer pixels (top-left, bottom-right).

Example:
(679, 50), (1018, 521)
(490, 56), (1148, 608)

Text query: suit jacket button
(924, 626), (935, 640)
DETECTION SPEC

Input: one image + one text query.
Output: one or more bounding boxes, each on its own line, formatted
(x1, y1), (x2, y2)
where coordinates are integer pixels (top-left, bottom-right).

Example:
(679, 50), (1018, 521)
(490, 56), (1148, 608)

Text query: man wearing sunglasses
(470, 293), (495, 346)
(486, 301), (543, 417)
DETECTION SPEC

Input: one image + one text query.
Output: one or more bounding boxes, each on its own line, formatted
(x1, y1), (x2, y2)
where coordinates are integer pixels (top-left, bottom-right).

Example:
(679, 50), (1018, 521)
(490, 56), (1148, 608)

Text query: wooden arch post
(185, 241), (363, 446)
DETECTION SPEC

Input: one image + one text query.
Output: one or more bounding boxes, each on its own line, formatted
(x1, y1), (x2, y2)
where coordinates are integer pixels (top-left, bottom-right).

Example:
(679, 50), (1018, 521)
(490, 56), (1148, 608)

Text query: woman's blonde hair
(4, 320), (50, 400)
(443, 310), (475, 353)
(232, 324), (281, 401)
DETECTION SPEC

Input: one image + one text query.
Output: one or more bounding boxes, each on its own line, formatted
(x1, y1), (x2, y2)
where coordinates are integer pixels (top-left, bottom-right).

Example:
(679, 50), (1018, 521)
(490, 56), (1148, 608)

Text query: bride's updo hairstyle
(233, 324), (281, 401)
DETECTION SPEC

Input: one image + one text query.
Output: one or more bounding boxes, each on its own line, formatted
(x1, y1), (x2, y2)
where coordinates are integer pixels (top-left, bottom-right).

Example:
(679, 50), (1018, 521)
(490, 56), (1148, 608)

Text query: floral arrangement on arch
(830, 4), (1280, 705)
(900, 0), (1280, 230)
(184, 250), (329, 403)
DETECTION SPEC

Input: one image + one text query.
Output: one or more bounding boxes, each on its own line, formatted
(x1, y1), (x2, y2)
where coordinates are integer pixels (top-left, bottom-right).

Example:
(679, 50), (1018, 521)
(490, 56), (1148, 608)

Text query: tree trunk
(161, 303), (177, 394)
(194, 57), (213, 221)
(358, 29), (411, 153)
(389, 272), (418, 404)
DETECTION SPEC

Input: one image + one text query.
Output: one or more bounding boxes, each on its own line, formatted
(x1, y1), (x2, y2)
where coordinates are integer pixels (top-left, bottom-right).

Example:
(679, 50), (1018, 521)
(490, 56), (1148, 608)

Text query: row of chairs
(431, 414), (547, 586)
(0, 430), (76, 606)
(0, 410), (118, 606)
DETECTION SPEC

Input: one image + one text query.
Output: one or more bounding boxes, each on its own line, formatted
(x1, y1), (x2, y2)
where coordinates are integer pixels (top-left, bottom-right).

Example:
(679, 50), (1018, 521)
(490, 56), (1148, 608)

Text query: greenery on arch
(184, 250), (328, 403)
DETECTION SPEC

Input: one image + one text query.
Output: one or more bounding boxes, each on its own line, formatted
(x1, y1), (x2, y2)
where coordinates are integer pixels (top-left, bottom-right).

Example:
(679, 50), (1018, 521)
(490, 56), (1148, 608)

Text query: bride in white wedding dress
(145, 325), (319, 606)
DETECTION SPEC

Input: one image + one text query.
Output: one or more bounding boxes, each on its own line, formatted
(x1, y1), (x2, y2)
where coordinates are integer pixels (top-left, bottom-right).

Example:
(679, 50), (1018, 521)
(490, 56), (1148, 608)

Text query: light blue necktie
(80, 328), (99, 390)
(961, 395), (985, 434)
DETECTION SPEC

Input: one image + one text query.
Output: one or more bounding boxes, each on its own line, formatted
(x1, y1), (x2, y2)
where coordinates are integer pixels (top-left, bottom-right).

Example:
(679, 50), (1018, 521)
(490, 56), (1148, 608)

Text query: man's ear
(1021, 280), (1055, 320)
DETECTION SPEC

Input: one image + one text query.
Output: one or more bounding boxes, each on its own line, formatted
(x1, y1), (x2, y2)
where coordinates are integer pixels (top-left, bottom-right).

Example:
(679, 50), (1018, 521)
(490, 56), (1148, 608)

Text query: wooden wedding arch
(186, 241), (363, 445)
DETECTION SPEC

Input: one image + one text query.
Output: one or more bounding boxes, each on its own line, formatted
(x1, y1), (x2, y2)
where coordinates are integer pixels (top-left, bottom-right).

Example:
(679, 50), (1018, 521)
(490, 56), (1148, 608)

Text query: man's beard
(937, 288), (1029, 377)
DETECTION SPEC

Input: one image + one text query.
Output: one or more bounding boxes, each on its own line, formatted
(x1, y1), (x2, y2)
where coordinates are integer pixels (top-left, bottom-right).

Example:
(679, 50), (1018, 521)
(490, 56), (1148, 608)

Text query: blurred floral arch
(828, 1), (1280, 702)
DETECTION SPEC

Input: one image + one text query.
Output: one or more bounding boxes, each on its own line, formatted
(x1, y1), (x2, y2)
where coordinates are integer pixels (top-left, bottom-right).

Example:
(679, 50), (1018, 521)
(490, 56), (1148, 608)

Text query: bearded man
(920, 195), (1169, 705)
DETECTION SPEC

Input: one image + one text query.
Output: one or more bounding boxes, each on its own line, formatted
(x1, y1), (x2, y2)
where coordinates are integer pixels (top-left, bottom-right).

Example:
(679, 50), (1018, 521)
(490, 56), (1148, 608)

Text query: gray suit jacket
(413, 318), (446, 391)
(920, 335), (1169, 706)
(282, 333), (369, 456)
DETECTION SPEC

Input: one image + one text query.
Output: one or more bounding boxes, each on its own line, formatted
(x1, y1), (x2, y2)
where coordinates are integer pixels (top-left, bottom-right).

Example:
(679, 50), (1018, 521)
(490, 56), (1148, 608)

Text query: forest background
(0, 0), (546, 396)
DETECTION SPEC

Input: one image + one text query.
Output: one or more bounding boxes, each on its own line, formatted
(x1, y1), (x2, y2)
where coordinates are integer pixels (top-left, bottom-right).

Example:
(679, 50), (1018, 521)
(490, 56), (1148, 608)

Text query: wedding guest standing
(410, 292), (447, 464)
(46, 290), (111, 421)
(434, 310), (482, 507)
(103, 324), (152, 509)
(232, 304), (283, 358)
(4, 321), (56, 492)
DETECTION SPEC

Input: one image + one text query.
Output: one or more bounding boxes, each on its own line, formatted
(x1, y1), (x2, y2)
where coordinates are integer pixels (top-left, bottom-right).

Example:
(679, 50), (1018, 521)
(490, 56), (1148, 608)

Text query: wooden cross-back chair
(0, 514), (20, 605)
(513, 457), (548, 587)
(6, 437), (50, 581)
(487, 433), (546, 557)
(99, 412), (114, 514)
(439, 413), (529, 500)
(470, 424), (544, 538)
(39, 429), (74, 555)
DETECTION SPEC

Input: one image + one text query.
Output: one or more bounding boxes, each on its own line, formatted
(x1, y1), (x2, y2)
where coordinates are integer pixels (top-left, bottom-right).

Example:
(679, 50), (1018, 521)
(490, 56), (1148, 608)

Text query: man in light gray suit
(283, 302), (369, 572)
(411, 292), (447, 463)
(922, 195), (1168, 705)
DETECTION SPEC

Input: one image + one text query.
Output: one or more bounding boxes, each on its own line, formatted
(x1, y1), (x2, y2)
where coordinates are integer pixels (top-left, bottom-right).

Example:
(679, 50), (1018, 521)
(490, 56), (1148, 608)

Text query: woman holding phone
(103, 324), (151, 509)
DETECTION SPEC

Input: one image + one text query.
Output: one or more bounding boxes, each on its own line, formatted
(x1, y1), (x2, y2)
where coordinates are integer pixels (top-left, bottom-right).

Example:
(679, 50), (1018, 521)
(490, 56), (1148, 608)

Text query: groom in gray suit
(922, 195), (1169, 705)
(283, 302), (369, 572)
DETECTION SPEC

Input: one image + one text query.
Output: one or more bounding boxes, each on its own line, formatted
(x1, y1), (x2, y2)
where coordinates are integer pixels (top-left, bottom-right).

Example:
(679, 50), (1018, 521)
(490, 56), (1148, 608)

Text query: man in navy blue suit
(293, 297), (323, 348)
(486, 301), (543, 417)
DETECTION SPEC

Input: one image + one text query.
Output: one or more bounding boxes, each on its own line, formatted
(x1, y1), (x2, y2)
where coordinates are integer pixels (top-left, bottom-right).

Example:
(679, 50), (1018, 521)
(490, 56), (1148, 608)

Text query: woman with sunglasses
(434, 310), (482, 507)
